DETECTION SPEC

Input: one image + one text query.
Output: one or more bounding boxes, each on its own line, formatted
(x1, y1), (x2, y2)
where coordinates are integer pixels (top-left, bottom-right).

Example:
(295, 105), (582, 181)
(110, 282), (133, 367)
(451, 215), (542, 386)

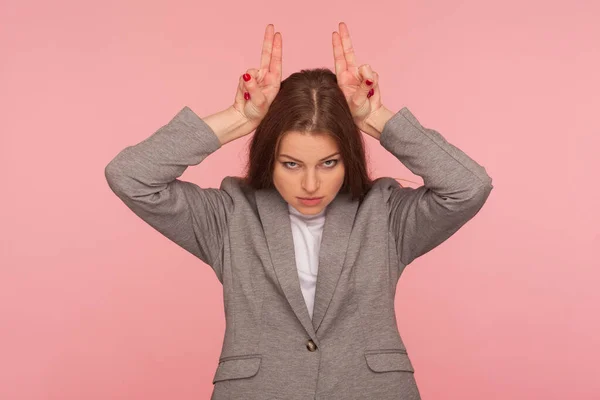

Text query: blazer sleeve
(379, 107), (493, 267)
(104, 105), (232, 280)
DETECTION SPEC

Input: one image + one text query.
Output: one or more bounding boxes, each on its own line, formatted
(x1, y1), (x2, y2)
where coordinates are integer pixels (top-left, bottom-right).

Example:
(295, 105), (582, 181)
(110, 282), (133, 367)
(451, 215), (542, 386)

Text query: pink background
(1, 0), (598, 399)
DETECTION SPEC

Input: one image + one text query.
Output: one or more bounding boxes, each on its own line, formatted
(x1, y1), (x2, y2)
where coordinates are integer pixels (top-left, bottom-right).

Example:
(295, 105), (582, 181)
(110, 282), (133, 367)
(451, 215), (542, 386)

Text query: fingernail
(243, 73), (251, 82)
(367, 88), (374, 98)
(244, 92), (250, 100)
(366, 79), (373, 86)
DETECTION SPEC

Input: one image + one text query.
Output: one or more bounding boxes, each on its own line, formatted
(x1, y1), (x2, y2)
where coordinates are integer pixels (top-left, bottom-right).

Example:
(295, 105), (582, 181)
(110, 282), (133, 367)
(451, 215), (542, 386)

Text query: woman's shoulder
(218, 176), (253, 195)
(362, 177), (413, 205)
(371, 176), (407, 192)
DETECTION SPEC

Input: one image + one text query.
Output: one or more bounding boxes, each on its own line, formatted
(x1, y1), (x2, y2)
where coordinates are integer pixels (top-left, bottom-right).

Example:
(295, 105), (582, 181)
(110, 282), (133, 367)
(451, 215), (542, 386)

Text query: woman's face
(273, 131), (345, 216)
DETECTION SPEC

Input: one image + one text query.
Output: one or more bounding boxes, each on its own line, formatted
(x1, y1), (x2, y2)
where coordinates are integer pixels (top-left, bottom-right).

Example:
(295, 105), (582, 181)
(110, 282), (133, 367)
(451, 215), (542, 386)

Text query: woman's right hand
(232, 24), (283, 127)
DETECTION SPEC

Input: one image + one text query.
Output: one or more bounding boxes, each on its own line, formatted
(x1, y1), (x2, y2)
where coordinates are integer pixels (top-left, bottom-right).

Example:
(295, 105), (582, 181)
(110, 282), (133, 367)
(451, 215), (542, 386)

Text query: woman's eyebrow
(279, 152), (340, 162)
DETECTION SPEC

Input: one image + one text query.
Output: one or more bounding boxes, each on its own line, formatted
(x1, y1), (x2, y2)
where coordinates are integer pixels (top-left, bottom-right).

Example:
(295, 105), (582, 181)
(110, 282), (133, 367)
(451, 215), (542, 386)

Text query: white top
(288, 203), (327, 320)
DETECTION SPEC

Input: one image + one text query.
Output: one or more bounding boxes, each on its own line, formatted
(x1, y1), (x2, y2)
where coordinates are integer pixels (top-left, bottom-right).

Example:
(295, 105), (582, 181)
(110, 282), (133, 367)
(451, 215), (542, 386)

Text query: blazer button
(306, 339), (317, 352)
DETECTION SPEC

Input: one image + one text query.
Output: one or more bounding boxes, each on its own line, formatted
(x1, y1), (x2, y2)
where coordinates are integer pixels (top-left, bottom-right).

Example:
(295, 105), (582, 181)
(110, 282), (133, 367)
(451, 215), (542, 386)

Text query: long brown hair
(242, 68), (375, 202)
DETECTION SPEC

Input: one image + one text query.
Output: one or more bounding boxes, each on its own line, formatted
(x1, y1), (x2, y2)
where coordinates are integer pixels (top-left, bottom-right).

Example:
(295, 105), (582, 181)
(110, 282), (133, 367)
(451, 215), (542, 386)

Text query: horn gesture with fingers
(233, 24), (283, 127)
(332, 22), (389, 138)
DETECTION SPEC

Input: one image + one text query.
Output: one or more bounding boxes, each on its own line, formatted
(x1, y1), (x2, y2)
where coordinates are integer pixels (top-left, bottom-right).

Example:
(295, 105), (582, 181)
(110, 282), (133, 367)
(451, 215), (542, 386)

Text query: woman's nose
(301, 171), (320, 192)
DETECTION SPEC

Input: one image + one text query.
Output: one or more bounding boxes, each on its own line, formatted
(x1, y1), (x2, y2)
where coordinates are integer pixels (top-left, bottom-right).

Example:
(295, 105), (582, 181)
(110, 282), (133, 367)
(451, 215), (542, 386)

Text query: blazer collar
(256, 186), (359, 340)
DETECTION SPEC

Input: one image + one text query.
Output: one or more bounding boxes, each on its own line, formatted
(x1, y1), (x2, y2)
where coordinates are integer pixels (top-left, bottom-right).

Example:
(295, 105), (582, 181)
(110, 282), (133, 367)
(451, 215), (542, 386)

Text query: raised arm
(104, 107), (241, 281)
(332, 21), (493, 266)
(104, 24), (283, 282)
(373, 106), (493, 266)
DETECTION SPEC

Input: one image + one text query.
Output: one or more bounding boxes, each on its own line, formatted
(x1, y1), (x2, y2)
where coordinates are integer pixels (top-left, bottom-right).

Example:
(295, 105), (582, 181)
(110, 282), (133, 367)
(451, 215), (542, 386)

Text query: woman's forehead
(277, 131), (339, 160)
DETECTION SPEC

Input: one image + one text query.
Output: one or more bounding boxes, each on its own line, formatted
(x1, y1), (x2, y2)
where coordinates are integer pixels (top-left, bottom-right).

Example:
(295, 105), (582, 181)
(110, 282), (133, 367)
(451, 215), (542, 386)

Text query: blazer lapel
(256, 187), (316, 339)
(311, 191), (358, 332)
(256, 187), (359, 338)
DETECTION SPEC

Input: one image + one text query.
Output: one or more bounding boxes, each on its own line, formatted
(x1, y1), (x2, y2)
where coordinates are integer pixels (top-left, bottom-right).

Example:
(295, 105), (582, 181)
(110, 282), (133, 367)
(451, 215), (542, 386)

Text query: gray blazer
(105, 105), (493, 400)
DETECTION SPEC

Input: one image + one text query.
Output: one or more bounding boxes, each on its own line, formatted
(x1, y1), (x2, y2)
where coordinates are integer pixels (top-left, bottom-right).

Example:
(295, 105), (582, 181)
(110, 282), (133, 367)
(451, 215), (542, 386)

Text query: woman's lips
(298, 197), (324, 206)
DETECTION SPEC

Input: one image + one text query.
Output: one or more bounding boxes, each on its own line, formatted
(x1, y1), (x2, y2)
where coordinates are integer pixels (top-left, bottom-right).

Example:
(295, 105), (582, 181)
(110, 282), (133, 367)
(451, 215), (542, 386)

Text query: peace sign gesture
(332, 22), (385, 137)
(232, 24), (283, 127)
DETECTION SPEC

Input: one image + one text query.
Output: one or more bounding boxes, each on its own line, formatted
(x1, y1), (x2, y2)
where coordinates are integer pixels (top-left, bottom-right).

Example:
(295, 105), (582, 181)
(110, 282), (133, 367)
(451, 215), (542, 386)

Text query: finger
(234, 73), (248, 104)
(332, 31), (346, 76)
(270, 32), (282, 81)
(350, 64), (375, 109)
(242, 68), (267, 104)
(339, 22), (357, 71)
(370, 71), (381, 102)
(259, 24), (275, 73)
(359, 64), (376, 93)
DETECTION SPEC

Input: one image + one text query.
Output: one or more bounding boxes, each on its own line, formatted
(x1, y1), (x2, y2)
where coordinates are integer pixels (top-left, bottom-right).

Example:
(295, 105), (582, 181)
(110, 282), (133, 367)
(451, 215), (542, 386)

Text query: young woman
(105, 22), (493, 400)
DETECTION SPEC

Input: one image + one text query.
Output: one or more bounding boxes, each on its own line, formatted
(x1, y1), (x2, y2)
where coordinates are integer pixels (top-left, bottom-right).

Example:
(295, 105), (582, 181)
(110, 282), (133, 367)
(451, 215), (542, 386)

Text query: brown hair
(242, 67), (375, 202)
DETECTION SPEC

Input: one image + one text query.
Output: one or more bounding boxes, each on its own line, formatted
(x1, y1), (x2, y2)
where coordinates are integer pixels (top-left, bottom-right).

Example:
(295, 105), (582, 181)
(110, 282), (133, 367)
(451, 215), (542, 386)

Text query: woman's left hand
(332, 22), (386, 138)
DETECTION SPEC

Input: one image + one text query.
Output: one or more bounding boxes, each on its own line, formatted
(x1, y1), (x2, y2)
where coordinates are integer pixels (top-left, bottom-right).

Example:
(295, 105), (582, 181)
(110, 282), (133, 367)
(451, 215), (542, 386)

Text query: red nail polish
(244, 92), (250, 100)
(367, 88), (374, 98)
(366, 79), (373, 86)
(243, 73), (251, 82)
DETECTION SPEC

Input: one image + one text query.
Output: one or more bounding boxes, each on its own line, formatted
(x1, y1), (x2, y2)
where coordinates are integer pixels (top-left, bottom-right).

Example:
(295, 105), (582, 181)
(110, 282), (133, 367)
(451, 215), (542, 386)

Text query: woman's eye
(282, 160), (338, 169)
